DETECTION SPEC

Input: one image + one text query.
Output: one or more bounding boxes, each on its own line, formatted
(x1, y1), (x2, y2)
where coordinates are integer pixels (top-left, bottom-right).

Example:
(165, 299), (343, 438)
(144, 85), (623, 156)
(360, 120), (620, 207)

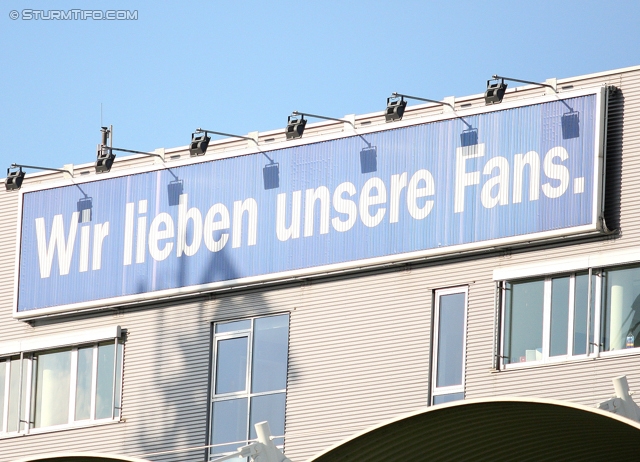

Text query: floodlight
(95, 126), (164, 172)
(192, 128), (277, 189)
(386, 93), (455, 122)
(385, 96), (407, 122)
(486, 74), (558, 106)
(95, 144), (116, 173)
(95, 126), (115, 173)
(485, 78), (507, 105)
(189, 132), (210, 157)
(286, 111), (355, 140)
(191, 128), (259, 155)
(6, 163), (73, 191)
(5, 166), (25, 191)
(286, 114), (307, 140)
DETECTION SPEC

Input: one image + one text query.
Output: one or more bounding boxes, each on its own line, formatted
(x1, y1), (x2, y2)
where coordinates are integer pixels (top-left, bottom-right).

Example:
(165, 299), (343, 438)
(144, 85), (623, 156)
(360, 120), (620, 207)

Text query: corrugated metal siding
(466, 69), (640, 407)
(285, 269), (432, 459)
(0, 66), (640, 461)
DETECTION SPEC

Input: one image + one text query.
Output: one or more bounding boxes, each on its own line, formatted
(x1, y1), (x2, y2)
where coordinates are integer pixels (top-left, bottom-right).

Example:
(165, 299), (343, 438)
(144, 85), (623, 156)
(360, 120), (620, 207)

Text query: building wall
(0, 66), (639, 462)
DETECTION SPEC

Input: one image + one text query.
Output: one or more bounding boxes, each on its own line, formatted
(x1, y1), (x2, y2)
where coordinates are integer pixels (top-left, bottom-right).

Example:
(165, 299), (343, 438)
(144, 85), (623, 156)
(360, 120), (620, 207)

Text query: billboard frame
(12, 86), (609, 319)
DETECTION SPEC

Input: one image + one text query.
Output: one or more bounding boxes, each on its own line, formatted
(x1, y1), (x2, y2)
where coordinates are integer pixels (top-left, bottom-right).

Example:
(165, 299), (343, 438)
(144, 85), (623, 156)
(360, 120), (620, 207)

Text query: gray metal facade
(0, 65), (639, 462)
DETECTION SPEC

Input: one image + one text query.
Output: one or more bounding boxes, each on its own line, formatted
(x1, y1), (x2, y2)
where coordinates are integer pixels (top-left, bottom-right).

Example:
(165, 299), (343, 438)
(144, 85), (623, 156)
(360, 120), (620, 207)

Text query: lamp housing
(95, 145), (115, 173)
(189, 132), (210, 157)
(286, 115), (306, 140)
(485, 80), (508, 105)
(5, 167), (25, 191)
(385, 96), (407, 122)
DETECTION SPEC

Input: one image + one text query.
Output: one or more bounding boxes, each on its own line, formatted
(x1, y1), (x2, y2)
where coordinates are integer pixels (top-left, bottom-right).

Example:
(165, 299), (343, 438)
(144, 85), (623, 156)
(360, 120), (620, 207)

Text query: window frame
(209, 314), (289, 460)
(0, 326), (124, 436)
(498, 262), (640, 369)
(596, 264), (640, 357)
(431, 286), (468, 405)
(500, 272), (597, 368)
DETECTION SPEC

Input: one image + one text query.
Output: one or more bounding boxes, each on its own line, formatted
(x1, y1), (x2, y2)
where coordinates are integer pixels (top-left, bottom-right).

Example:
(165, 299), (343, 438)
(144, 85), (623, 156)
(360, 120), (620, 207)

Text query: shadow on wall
(603, 87), (624, 232)
(122, 246), (295, 462)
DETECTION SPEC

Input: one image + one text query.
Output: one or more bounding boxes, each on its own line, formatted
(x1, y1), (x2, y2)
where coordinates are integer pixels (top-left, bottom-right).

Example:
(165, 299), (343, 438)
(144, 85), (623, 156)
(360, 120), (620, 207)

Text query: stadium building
(2, 64), (640, 461)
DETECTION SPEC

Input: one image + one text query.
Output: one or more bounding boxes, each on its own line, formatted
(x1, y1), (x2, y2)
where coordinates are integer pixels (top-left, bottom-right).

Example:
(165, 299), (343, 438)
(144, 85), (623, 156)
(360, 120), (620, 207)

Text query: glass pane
(211, 398), (248, 456)
(216, 337), (248, 394)
(432, 392), (464, 405)
(7, 356), (26, 432)
(75, 346), (93, 421)
(0, 360), (6, 431)
(249, 393), (286, 447)
(504, 280), (544, 363)
(216, 320), (251, 334)
(252, 315), (289, 393)
(573, 273), (589, 355)
(33, 349), (71, 428)
(95, 342), (115, 420)
(602, 266), (640, 351)
(435, 293), (465, 387)
(590, 273), (597, 353)
(114, 341), (123, 418)
(550, 276), (570, 356)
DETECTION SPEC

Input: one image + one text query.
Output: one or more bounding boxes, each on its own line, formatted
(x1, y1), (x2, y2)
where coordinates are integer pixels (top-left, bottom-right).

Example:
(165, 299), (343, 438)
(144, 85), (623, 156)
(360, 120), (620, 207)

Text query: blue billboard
(15, 90), (604, 316)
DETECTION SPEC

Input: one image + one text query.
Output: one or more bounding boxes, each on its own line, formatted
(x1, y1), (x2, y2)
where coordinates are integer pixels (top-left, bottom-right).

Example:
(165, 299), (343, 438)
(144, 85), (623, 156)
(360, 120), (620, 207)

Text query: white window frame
(498, 260), (640, 369)
(431, 286), (468, 404)
(0, 326), (123, 436)
(492, 246), (640, 354)
(210, 316), (288, 460)
(500, 272), (599, 369)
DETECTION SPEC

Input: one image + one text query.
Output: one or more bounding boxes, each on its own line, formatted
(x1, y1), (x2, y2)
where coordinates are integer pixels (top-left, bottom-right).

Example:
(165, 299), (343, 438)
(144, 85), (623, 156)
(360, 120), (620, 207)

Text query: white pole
(255, 421), (292, 462)
(613, 375), (640, 421)
(610, 285), (624, 350)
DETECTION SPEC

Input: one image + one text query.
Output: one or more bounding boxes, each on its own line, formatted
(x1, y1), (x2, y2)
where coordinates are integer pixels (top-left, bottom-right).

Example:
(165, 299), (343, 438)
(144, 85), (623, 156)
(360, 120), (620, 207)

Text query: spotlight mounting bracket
(390, 92), (455, 110)
(195, 128), (259, 145)
(9, 163), (73, 176)
(291, 111), (356, 128)
(491, 74), (557, 93)
(5, 163), (73, 191)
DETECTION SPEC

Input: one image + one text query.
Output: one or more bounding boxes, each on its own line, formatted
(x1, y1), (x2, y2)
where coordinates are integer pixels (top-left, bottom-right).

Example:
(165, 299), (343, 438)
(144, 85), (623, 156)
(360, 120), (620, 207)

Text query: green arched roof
(307, 397), (640, 461)
(12, 453), (151, 462)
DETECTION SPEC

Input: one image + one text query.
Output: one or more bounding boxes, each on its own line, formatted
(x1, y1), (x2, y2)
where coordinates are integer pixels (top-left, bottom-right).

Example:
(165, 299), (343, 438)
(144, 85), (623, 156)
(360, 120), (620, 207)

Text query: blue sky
(1, 1), (639, 174)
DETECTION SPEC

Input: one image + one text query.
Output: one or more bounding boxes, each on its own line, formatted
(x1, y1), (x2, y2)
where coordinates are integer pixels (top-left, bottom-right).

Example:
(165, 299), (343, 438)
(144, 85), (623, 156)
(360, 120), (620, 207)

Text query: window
(0, 339), (123, 435)
(502, 272), (596, 365)
(431, 287), (467, 405)
(501, 263), (640, 367)
(601, 265), (640, 351)
(210, 314), (289, 460)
